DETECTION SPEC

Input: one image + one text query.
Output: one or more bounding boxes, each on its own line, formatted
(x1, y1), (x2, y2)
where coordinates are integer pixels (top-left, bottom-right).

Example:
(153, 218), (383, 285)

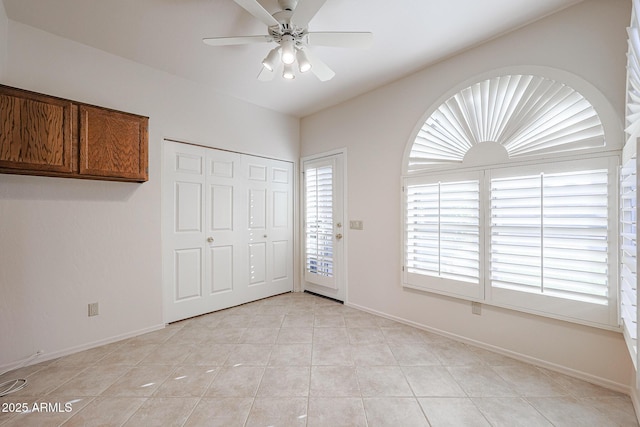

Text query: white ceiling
(2, 0), (582, 117)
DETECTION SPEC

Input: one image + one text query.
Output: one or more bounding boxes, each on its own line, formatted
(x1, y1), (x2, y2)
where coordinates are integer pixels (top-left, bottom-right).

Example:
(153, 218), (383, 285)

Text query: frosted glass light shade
(262, 47), (280, 71)
(281, 36), (296, 65)
(283, 63), (295, 79)
(297, 49), (312, 73)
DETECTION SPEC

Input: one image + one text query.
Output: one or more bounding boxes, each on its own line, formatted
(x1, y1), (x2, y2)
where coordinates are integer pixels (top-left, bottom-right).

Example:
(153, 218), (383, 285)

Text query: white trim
(0, 324), (165, 373)
(163, 136), (297, 163)
(631, 382), (640, 425)
(403, 149), (620, 182)
(292, 158), (301, 293)
(346, 301), (631, 396)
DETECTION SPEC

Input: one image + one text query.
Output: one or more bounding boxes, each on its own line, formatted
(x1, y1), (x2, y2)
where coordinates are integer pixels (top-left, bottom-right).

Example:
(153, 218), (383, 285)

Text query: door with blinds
(303, 154), (345, 301)
(163, 140), (294, 322)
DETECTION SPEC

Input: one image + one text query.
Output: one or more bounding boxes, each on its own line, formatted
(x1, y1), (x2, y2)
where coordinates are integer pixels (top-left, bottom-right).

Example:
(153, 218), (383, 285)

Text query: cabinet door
(79, 105), (148, 181)
(0, 86), (73, 173)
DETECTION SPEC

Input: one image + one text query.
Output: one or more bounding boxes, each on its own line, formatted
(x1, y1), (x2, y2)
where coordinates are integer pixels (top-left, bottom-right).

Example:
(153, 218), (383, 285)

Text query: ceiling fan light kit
(283, 63), (296, 79)
(203, 0), (373, 82)
(262, 47), (281, 71)
(296, 49), (312, 73)
(280, 35), (297, 65)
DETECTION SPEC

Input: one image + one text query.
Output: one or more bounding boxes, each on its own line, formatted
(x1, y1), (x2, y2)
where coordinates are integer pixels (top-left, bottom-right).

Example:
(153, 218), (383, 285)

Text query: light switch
(350, 220), (364, 230)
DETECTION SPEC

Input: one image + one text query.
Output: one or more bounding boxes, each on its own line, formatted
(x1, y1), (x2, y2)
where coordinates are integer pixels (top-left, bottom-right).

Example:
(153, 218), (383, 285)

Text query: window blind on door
(305, 165), (334, 277)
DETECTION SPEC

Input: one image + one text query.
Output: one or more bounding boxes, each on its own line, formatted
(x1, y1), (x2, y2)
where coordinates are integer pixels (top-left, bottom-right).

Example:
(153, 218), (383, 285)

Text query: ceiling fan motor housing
(270, 9), (306, 46)
(277, 0), (298, 12)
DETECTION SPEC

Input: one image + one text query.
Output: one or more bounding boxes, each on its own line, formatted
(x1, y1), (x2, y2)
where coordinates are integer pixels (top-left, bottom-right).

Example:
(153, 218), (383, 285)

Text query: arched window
(402, 72), (620, 329)
(407, 74), (606, 172)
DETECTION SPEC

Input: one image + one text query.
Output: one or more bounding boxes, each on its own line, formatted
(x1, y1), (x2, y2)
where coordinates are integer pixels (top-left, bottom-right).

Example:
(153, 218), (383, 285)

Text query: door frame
(300, 148), (348, 302)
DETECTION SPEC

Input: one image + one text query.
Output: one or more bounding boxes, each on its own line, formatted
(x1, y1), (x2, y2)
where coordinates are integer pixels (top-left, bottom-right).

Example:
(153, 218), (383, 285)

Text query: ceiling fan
(203, 0), (373, 81)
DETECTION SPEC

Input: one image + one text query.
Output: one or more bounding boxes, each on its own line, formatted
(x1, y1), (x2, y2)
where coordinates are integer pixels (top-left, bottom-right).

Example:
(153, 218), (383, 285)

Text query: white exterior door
(163, 140), (293, 322)
(302, 153), (345, 301)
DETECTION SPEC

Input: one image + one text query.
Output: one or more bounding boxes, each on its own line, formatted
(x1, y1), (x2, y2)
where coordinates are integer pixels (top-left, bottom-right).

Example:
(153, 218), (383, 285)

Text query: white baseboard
(0, 323), (165, 374)
(630, 378), (640, 425)
(346, 301), (631, 395)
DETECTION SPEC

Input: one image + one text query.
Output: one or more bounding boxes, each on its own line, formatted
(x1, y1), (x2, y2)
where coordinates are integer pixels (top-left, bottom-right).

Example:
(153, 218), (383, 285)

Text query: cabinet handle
(336, 233), (343, 240)
(207, 237), (214, 243)
(263, 234), (268, 238)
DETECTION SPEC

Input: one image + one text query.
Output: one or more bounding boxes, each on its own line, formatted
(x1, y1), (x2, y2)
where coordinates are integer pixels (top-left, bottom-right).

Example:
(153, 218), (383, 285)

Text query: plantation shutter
(621, 157), (638, 369)
(487, 158), (618, 327)
(490, 174), (542, 293)
(304, 160), (335, 288)
(407, 75), (604, 173)
(542, 170), (609, 303)
(491, 168), (610, 304)
(624, 0), (640, 376)
(404, 172), (482, 299)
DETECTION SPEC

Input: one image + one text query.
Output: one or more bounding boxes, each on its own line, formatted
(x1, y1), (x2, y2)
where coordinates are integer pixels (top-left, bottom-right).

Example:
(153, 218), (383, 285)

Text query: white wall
(301, 0), (633, 389)
(0, 21), (299, 369)
(0, 0), (7, 79)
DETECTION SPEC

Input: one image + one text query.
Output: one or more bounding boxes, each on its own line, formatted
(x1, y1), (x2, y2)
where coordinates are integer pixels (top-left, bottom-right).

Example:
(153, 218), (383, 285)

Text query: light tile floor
(0, 292), (637, 426)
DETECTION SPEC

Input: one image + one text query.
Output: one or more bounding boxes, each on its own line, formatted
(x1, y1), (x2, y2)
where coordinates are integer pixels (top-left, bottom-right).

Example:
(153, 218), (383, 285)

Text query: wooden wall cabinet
(0, 86), (74, 174)
(79, 105), (148, 181)
(0, 85), (148, 182)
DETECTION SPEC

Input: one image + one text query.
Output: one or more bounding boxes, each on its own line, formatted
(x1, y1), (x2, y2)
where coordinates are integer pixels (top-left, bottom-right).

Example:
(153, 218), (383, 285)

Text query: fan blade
(258, 66), (276, 81)
(258, 61), (281, 81)
(306, 32), (373, 49)
(203, 35), (273, 46)
(303, 48), (335, 81)
(292, 0), (328, 27)
(234, 0), (280, 28)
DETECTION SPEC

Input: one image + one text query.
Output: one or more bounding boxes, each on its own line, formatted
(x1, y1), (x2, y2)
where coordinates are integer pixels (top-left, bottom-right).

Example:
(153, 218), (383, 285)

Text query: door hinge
(402, 186), (405, 192)
(402, 265), (405, 272)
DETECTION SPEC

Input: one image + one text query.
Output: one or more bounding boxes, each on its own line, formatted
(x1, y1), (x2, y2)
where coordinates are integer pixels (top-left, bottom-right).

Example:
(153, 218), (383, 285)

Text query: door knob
(207, 237), (214, 243)
(336, 233), (343, 240)
(263, 234), (268, 238)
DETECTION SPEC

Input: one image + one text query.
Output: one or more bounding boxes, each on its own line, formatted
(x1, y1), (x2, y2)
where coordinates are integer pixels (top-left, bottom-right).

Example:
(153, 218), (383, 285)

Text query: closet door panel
(163, 142), (207, 322)
(163, 140), (293, 322)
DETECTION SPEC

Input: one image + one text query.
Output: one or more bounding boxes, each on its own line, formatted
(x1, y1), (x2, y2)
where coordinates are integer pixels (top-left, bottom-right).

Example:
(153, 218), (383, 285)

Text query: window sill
(403, 281), (622, 333)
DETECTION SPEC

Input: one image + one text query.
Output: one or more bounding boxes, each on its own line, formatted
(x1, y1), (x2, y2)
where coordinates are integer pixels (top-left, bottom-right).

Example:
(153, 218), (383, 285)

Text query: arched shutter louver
(408, 75), (605, 173)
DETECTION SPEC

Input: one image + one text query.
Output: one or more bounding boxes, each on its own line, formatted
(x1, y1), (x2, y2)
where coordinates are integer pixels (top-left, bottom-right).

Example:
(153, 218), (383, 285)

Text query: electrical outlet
(471, 302), (481, 315)
(88, 302), (99, 317)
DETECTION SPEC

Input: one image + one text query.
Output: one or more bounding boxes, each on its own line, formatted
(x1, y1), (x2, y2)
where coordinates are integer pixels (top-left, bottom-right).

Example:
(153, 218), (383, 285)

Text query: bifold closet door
(163, 141), (293, 323)
(244, 156), (294, 300)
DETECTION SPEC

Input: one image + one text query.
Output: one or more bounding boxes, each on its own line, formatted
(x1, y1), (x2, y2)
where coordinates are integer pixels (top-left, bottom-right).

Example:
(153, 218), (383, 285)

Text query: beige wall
(301, 0), (633, 389)
(0, 21), (299, 369)
(0, 0), (635, 394)
(0, 0), (7, 79)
